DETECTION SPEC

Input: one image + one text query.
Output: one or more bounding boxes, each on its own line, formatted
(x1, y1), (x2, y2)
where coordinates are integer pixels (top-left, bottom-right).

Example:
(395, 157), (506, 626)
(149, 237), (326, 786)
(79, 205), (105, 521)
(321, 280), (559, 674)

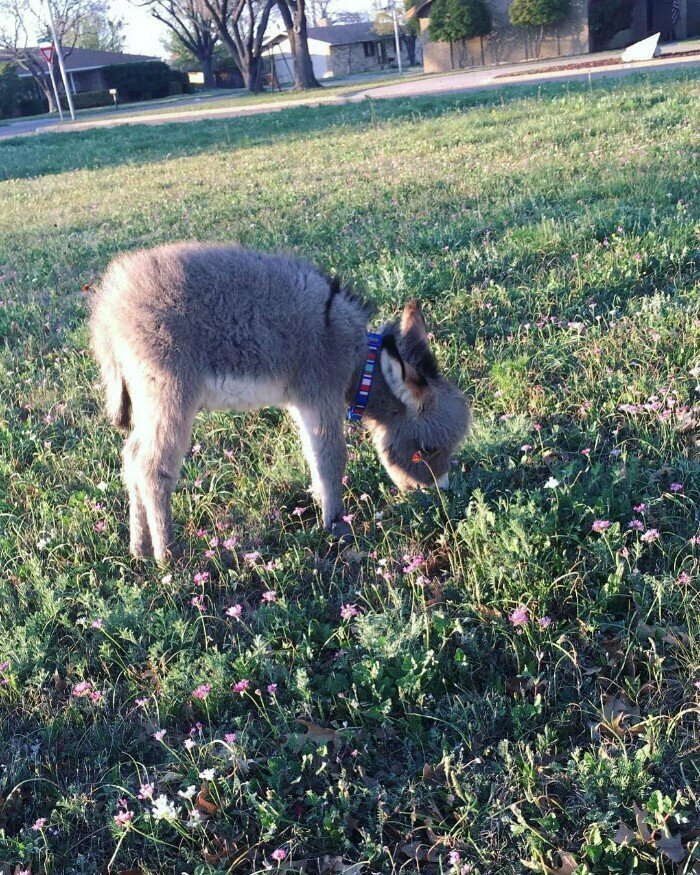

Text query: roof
(265, 22), (389, 49)
(406, 0), (432, 18)
(14, 46), (158, 74)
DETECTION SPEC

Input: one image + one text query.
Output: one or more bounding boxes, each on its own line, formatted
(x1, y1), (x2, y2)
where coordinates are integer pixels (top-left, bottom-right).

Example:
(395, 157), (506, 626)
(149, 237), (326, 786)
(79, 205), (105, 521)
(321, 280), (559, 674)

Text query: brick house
(264, 22), (417, 84)
(410, 0), (697, 73)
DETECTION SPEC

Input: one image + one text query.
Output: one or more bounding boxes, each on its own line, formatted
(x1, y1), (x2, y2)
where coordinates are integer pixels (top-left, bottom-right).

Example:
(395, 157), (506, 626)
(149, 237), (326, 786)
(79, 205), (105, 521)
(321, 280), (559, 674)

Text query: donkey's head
(366, 300), (470, 491)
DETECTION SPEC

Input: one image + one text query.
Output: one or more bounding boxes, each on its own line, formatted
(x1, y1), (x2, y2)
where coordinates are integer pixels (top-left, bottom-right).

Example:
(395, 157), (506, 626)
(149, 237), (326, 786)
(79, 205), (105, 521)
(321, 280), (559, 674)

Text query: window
(363, 41), (376, 57)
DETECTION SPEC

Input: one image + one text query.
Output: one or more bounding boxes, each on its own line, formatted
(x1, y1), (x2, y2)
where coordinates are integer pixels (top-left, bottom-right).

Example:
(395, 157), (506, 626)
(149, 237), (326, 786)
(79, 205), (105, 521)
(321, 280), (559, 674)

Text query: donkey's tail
(90, 312), (132, 432)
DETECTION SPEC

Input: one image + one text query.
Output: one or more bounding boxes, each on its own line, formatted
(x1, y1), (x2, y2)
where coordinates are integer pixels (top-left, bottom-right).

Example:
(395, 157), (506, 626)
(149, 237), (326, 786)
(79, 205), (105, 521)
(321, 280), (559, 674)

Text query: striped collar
(347, 332), (383, 422)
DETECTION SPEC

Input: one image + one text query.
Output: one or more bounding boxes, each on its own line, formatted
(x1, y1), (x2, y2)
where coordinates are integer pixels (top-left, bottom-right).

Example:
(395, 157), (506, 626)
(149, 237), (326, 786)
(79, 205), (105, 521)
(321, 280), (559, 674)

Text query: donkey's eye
(421, 445), (439, 456)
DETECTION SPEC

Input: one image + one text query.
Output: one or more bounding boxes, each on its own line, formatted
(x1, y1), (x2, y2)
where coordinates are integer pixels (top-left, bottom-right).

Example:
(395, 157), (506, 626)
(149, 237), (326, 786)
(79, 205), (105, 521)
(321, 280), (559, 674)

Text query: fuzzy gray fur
(90, 242), (470, 562)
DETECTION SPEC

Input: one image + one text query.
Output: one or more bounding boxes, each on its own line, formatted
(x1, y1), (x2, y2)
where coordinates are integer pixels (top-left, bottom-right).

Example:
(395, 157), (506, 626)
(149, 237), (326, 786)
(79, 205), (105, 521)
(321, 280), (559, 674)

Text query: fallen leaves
(614, 801), (691, 864)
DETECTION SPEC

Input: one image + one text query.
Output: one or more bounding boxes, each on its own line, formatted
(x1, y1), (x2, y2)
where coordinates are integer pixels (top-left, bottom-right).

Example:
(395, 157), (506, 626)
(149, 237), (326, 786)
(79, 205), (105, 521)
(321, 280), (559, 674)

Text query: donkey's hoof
(330, 519), (353, 545)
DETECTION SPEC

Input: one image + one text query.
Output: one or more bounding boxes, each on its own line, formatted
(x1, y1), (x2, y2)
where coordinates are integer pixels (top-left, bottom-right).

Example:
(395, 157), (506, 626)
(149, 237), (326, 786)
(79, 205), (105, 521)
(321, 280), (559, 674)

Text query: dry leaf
(196, 781), (219, 816)
(633, 802), (652, 842)
(652, 830), (686, 863)
(399, 841), (441, 864)
(613, 822), (635, 844)
(550, 851), (578, 875)
(296, 719), (337, 745)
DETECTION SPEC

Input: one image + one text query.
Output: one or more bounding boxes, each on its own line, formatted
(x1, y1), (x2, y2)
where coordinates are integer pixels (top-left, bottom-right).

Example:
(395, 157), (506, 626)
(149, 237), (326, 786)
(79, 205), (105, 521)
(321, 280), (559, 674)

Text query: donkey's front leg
(289, 405), (349, 537)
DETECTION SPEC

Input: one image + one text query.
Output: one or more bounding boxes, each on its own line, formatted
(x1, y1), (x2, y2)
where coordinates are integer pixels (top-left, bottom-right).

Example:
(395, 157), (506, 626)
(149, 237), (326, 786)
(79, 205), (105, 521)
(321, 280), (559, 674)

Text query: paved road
(1, 48), (697, 141)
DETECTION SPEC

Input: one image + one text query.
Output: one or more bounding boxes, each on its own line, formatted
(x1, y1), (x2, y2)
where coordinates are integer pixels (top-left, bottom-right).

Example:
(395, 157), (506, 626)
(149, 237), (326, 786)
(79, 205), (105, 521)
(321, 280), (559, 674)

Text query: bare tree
(0, 0), (91, 110)
(65, 0), (125, 51)
(202, 0), (274, 92)
(142, 0), (219, 87)
(275, 0), (320, 89)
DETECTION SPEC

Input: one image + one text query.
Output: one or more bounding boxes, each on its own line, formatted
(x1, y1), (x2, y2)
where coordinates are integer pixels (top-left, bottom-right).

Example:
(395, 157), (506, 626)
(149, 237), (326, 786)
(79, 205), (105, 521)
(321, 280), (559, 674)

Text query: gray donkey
(90, 243), (470, 563)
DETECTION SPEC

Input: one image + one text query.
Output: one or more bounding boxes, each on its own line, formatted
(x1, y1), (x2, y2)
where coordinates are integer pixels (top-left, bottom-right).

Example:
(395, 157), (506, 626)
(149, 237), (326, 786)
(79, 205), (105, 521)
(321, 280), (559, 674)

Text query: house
(263, 21), (417, 85)
(409, 0), (697, 73)
(15, 47), (158, 94)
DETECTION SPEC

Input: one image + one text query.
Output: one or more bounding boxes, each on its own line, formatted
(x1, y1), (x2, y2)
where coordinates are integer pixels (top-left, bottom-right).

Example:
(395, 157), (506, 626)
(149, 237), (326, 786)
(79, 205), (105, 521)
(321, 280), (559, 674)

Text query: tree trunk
(242, 54), (264, 91)
(201, 54), (216, 88)
(277, 0), (321, 89)
(402, 32), (417, 66)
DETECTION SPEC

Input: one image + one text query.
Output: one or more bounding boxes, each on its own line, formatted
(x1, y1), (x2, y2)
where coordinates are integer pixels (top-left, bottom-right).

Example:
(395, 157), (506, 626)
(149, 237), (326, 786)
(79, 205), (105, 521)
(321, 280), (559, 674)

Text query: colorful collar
(347, 332), (383, 422)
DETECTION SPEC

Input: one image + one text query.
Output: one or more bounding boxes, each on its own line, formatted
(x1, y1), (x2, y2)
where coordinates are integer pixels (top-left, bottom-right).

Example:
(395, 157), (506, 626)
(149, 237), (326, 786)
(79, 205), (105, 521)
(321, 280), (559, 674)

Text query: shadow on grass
(0, 69), (697, 183)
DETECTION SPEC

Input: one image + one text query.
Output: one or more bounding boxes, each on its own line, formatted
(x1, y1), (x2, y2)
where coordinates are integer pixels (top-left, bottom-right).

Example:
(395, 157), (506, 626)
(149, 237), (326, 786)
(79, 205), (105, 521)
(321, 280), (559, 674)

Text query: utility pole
(391, 0), (403, 74)
(44, 0), (76, 120)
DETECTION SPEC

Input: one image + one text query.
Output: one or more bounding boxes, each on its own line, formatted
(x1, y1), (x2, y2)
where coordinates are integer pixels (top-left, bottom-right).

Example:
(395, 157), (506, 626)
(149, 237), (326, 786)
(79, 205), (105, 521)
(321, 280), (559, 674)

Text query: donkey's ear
(380, 333), (428, 412)
(400, 299), (439, 381)
(401, 299), (429, 345)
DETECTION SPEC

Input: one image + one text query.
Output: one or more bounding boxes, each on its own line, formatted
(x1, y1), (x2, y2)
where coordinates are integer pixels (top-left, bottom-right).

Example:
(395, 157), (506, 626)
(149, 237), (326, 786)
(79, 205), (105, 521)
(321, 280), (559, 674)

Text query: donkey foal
(90, 243), (470, 563)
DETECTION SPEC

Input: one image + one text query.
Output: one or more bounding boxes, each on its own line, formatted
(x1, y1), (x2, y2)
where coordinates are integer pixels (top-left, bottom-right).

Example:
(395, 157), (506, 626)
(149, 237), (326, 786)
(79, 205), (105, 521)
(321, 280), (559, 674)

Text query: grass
(0, 69), (699, 874)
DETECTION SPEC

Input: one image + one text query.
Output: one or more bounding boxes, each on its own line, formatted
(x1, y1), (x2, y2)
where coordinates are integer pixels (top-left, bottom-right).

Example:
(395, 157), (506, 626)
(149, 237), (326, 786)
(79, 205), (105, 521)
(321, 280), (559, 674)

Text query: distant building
(264, 21), (417, 84)
(409, 0), (697, 73)
(14, 47), (158, 94)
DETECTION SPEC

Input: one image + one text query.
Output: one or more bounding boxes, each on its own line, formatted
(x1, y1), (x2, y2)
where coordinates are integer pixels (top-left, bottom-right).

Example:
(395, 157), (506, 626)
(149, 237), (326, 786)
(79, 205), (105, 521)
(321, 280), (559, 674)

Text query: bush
(101, 60), (172, 101)
(60, 89), (112, 110)
(508, 0), (570, 27)
(589, 0), (636, 49)
(0, 64), (46, 118)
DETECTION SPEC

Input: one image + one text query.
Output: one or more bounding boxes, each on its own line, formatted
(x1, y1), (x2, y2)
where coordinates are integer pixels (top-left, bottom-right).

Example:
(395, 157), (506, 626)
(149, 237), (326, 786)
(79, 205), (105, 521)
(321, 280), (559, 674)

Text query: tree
(508, 0), (570, 57)
(65, 1), (125, 51)
(201, 0), (275, 92)
(142, 0), (220, 88)
(429, 0), (491, 66)
(0, 0), (94, 111)
(275, 0), (321, 89)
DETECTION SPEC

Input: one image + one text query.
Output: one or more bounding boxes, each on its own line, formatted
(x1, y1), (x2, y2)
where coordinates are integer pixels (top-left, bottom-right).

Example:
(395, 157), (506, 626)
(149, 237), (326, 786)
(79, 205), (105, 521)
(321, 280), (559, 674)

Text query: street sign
(39, 44), (55, 64)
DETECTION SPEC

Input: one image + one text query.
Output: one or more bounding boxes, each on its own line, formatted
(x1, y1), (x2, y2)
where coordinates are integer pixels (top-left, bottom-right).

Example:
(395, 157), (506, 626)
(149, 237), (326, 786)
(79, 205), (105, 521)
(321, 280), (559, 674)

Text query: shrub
(60, 89), (112, 110)
(588, 0), (636, 49)
(101, 60), (172, 101)
(0, 64), (46, 118)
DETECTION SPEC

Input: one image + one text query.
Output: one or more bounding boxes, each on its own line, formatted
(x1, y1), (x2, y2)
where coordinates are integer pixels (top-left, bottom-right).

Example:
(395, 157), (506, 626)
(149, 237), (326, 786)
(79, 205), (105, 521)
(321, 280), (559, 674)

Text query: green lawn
(0, 70), (699, 874)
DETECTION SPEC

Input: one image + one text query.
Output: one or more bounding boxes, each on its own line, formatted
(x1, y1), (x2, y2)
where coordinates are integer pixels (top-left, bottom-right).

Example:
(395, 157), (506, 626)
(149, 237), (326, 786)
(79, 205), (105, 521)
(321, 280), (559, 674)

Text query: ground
(0, 69), (699, 874)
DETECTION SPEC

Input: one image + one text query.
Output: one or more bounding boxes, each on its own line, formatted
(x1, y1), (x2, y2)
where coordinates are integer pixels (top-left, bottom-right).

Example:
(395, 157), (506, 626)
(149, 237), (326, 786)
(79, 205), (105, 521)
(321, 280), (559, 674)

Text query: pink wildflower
(634, 503), (647, 513)
(591, 520), (611, 533)
(138, 783), (155, 800)
(90, 689), (103, 704)
(72, 681), (93, 698)
(669, 482), (684, 492)
(261, 590), (277, 603)
(509, 605), (529, 628)
(628, 519), (644, 531)
(183, 738), (197, 751)
(292, 506), (305, 517)
(224, 732), (237, 743)
(267, 683), (278, 694)
(91, 618), (103, 629)
(340, 603), (359, 621)
(135, 697), (148, 707)
(32, 818), (47, 830)
(223, 536), (238, 549)
(226, 604), (243, 619)
(191, 594), (205, 610)
(153, 729), (166, 741)
(641, 528), (659, 543)
(243, 551), (261, 564)
(678, 571), (691, 585)
(402, 554), (425, 574)
(192, 683), (212, 700)
(537, 616), (552, 628)
(233, 679), (250, 694)
(271, 848), (288, 862)
(93, 519), (107, 533)
(193, 571), (210, 585)
(114, 810), (133, 827)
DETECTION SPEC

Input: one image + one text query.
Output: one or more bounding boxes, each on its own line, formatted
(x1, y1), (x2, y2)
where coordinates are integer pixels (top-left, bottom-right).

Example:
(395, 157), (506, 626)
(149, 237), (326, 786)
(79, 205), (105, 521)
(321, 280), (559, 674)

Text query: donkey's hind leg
(123, 433), (152, 558)
(131, 388), (199, 564)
